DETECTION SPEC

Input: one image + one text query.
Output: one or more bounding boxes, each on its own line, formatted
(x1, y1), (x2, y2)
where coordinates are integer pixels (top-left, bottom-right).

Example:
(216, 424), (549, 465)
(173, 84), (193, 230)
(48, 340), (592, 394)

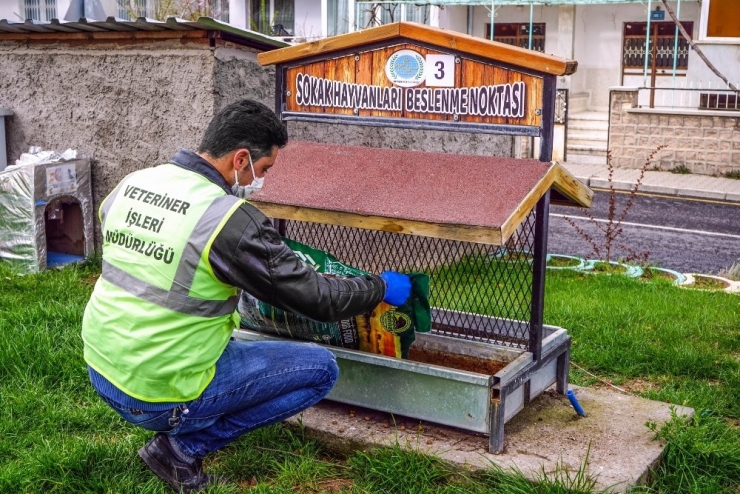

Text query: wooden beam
(499, 163), (592, 243)
(251, 203), (505, 246)
(500, 165), (556, 243)
(257, 22), (576, 76)
(398, 23), (576, 76)
(550, 163), (594, 208)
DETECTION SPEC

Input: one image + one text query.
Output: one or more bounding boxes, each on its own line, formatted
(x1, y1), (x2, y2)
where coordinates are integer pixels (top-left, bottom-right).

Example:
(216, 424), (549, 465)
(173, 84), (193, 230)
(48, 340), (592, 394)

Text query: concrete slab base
(286, 386), (693, 493)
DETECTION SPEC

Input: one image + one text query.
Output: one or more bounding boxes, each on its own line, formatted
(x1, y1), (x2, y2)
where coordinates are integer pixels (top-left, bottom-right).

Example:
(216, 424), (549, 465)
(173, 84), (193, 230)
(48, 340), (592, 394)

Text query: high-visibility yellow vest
(82, 164), (244, 402)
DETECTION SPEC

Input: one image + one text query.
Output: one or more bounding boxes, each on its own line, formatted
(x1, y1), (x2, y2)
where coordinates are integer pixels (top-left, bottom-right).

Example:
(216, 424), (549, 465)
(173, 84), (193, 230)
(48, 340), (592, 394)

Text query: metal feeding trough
(236, 22), (593, 453)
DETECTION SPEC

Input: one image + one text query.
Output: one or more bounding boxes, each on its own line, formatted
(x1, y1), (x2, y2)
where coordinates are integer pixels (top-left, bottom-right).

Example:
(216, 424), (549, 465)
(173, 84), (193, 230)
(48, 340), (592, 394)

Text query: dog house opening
(45, 197), (86, 268)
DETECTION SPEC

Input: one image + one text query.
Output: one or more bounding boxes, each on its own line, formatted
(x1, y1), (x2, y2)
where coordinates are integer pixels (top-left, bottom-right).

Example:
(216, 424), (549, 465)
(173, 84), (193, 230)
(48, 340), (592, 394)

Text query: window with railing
(483, 23), (545, 52)
(117, 0), (229, 22)
(117, 0), (152, 19)
(24, 0), (57, 21)
(699, 93), (739, 111)
(359, 3), (430, 29)
(251, 0), (294, 36)
(622, 21), (692, 70)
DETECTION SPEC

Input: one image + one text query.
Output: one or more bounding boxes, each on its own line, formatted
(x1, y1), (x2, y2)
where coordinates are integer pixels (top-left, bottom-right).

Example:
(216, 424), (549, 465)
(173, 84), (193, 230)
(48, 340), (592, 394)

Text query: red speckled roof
(251, 141), (552, 230)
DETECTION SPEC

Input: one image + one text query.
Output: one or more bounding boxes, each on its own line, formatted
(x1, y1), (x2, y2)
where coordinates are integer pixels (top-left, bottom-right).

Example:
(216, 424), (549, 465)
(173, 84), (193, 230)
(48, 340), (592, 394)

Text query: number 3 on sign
(425, 54), (455, 87)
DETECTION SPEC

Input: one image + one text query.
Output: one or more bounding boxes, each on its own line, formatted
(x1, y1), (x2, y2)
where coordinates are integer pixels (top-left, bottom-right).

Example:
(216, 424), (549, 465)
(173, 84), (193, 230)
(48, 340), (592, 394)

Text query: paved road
(548, 190), (740, 275)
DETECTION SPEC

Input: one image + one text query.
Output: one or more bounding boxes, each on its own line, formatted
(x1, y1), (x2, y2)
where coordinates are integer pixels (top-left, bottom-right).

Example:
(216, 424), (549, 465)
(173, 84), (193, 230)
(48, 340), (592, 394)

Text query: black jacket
(170, 150), (386, 322)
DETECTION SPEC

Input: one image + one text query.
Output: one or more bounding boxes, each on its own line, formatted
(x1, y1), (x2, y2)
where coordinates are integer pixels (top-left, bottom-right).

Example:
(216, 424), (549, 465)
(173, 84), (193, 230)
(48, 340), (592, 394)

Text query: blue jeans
(97, 340), (338, 459)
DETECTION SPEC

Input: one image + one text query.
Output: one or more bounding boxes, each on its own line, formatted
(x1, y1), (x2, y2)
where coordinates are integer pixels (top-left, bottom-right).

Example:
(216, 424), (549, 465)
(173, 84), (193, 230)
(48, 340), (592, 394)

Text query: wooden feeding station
(236, 22), (592, 453)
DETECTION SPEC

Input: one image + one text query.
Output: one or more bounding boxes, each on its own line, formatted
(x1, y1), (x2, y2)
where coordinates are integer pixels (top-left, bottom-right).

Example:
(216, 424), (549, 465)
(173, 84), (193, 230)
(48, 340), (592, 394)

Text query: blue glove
(379, 271), (412, 307)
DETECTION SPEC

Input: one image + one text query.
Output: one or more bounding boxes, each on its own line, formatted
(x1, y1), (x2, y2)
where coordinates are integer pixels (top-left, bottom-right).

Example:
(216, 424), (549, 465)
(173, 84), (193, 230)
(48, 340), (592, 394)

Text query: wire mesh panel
(283, 210), (537, 349)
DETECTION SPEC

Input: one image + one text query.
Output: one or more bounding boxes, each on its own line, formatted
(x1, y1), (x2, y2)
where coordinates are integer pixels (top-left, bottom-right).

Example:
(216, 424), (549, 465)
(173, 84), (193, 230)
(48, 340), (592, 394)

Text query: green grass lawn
(1, 260), (739, 493)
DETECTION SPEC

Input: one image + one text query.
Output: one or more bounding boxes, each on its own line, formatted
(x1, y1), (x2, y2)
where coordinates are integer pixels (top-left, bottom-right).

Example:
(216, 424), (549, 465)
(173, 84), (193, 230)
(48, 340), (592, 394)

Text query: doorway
(45, 197), (86, 268)
(621, 21), (693, 107)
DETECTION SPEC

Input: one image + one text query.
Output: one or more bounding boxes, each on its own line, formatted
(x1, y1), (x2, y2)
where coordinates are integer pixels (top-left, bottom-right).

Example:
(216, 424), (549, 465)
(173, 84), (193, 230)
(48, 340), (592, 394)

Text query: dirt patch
(237, 476), (259, 489)
(619, 378), (659, 395)
(312, 478), (354, 492)
(639, 269), (677, 282)
(547, 255), (582, 268)
(81, 273), (99, 285)
(591, 262), (628, 274)
(582, 377), (659, 396)
(407, 346), (507, 375)
(685, 275), (730, 290)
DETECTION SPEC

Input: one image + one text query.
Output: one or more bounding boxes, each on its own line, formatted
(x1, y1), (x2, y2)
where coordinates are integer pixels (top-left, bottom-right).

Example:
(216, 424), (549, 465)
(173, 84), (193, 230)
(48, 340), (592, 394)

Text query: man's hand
(379, 271), (412, 307)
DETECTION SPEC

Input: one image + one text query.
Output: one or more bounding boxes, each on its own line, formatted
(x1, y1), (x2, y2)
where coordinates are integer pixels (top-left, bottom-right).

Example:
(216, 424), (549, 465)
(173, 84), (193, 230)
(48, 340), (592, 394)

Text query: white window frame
(699, 0), (740, 44)
(117, 0), (229, 22)
(251, 0), (295, 35)
(117, 0), (154, 20)
(352, 2), (436, 32)
(322, 0), (353, 37)
(21, 0), (57, 22)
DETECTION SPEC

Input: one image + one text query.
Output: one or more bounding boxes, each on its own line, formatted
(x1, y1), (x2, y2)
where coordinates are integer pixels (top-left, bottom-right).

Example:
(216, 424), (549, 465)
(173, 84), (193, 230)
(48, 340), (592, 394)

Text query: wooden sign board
(285, 43), (543, 130)
(260, 23), (576, 141)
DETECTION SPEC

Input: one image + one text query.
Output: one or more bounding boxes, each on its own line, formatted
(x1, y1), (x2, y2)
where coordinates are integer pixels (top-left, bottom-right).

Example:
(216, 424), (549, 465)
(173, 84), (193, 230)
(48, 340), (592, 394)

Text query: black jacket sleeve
(209, 202), (386, 322)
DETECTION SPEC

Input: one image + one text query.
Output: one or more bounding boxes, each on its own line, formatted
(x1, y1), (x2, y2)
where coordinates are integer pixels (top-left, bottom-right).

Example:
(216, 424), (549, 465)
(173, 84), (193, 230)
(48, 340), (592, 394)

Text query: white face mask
(232, 153), (265, 199)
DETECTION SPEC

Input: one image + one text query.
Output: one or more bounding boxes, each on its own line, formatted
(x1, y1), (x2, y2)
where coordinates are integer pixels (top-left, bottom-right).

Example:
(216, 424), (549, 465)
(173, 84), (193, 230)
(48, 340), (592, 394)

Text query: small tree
(563, 145), (668, 265)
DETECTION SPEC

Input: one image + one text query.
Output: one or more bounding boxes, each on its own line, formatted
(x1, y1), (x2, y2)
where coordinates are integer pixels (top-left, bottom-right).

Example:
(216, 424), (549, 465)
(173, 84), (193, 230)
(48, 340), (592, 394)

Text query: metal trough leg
(489, 386), (506, 453)
(556, 344), (570, 395)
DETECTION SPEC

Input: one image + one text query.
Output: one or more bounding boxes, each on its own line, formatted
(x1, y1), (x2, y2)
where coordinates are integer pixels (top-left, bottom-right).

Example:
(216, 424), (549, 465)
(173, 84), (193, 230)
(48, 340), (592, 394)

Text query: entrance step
(568, 110), (609, 122)
(565, 110), (610, 164)
(568, 92), (589, 113)
(568, 143), (608, 153)
(568, 119), (609, 133)
(563, 153), (608, 166)
(568, 129), (609, 143)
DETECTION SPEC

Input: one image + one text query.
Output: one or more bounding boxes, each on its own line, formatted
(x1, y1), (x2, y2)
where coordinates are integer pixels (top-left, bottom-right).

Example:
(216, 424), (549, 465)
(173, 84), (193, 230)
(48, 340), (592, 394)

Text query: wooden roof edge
(258, 22), (576, 76)
(548, 162), (593, 208)
(498, 162), (592, 243)
(253, 202), (505, 246)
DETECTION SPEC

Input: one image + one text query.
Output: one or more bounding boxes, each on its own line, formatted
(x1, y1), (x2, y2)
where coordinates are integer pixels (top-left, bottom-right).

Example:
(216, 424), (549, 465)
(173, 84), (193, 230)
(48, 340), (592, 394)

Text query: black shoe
(138, 433), (212, 493)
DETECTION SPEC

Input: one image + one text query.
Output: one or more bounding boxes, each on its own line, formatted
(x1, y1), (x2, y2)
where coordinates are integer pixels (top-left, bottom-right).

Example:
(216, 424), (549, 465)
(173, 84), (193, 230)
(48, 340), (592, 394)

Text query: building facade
(4, 0), (737, 173)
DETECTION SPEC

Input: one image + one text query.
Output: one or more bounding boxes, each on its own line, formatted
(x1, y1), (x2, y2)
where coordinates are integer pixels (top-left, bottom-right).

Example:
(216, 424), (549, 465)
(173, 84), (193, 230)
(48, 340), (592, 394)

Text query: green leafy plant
(641, 410), (740, 494)
(719, 258), (740, 281)
(723, 170), (740, 180)
(669, 164), (691, 175)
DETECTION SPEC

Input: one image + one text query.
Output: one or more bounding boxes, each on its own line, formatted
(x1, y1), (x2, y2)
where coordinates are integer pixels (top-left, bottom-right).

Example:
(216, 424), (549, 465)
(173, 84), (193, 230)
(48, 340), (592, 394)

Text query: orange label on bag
(357, 301), (411, 358)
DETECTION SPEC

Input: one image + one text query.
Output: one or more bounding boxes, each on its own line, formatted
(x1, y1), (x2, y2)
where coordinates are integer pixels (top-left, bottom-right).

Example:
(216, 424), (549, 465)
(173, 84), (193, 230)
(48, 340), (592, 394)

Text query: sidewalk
(560, 162), (740, 203)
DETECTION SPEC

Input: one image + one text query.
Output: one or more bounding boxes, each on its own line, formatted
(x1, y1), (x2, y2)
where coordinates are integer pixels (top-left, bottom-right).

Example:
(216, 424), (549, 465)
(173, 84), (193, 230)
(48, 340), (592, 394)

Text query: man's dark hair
(198, 99), (288, 160)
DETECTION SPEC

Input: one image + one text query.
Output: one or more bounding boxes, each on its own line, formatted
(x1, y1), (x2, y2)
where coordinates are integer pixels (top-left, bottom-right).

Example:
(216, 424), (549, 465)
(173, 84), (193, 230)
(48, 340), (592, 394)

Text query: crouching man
(81, 99), (410, 492)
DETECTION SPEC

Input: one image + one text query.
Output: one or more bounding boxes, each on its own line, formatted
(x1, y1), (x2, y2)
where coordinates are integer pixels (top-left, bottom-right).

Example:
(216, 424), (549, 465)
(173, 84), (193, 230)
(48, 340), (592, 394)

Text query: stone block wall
(0, 39), (272, 245)
(608, 88), (740, 175)
(288, 121), (513, 158)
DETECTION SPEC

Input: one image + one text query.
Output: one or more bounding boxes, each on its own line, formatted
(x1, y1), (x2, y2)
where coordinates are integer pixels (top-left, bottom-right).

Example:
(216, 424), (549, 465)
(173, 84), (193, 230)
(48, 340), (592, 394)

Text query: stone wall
(608, 88), (740, 175)
(0, 40), (271, 245)
(288, 122), (514, 157)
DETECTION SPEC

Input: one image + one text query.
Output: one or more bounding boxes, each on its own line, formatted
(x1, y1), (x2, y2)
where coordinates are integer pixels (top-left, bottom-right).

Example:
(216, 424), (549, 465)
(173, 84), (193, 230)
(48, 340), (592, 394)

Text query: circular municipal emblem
(379, 309), (412, 335)
(385, 49), (425, 88)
